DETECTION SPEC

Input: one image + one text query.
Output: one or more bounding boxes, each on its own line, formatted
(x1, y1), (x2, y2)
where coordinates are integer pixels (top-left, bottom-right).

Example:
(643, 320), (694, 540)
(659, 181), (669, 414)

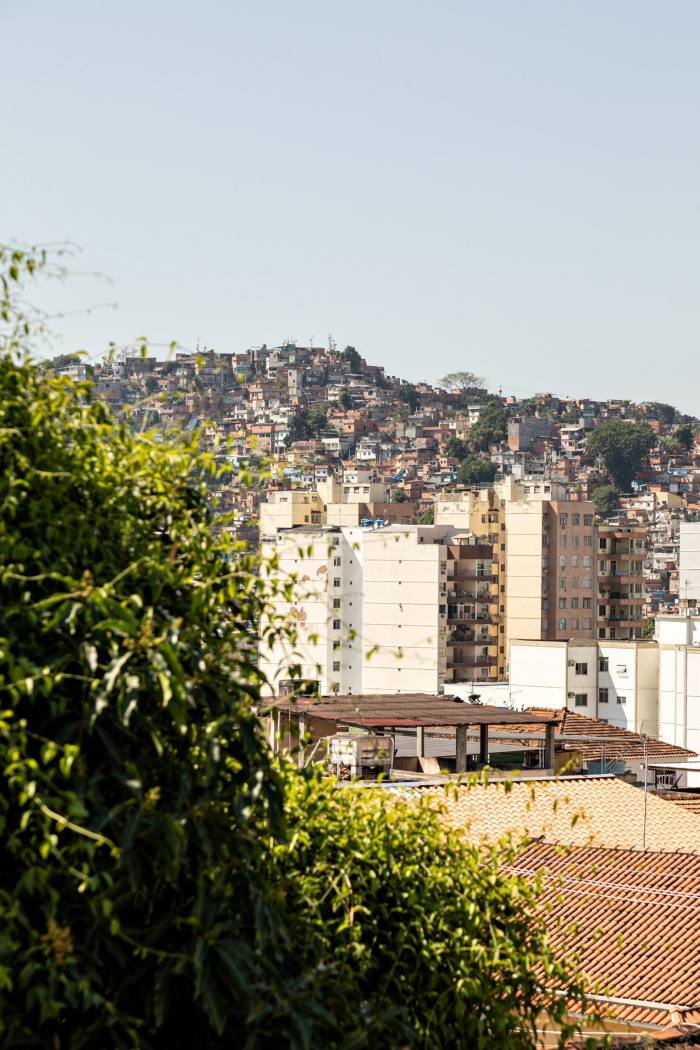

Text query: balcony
(447, 655), (496, 669)
(447, 611), (494, 625)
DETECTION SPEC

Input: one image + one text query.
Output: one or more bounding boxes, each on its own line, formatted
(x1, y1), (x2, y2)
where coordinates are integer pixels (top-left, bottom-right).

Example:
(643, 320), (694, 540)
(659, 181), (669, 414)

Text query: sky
(2, 1), (700, 410)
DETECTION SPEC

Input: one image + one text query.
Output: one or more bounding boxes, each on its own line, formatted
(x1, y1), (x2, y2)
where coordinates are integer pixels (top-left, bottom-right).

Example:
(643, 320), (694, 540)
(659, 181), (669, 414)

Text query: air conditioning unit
(568, 660), (575, 667)
(328, 734), (394, 782)
(567, 691), (575, 698)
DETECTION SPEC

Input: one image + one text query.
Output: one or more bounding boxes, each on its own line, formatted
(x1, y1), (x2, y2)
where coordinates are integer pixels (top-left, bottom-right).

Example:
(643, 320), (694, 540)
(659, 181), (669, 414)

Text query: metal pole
(642, 733), (649, 850)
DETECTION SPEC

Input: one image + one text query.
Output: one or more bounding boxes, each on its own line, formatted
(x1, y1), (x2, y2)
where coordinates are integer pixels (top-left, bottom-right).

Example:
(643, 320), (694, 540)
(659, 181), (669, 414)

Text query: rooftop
(511, 842), (700, 1031)
(414, 775), (700, 851)
(267, 693), (560, 729)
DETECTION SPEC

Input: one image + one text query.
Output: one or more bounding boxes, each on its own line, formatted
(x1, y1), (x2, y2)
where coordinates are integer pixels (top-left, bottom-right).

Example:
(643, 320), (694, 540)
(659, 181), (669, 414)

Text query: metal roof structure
(266, 693), (559, 729)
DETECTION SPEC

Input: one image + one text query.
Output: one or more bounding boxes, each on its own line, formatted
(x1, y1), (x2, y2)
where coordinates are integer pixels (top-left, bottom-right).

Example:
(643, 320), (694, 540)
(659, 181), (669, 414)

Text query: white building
(259, 524), (451, 696)
(656, 615), (700, 754)
(679, 522), (700, 606)
(509, 639), (658, 733)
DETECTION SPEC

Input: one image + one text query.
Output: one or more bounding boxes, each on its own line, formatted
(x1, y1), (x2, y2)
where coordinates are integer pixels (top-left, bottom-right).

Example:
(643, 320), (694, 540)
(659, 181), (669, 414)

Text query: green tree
(439, 370), (483, 391)
(397, 382), (421, 413)
(674, 422), (697, 450)
(417, 505), (434, 524)
(144, 373), (160, 394)
(458, 455), (497, 485)
(587, 420), (655, 490)
(340, 345), (362, 372)
(444, 435), (470, 460)
(337, 386), (352, 410)
(643, 618), (655, 639)
(307, 403), (329, 436)
(592, 483), (619, 519)
(469, 402), (508, 451)
(0, 245), (590, 1048)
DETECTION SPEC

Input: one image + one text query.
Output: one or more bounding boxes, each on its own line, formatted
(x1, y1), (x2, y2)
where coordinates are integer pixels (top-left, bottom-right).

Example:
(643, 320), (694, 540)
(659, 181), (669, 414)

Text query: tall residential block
(259, 525), (500, 696)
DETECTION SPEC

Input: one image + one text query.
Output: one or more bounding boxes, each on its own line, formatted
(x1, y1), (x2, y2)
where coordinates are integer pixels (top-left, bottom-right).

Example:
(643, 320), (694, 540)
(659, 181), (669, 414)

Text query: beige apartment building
(597, 524), (646, 640)
(436, 480), (597, 675)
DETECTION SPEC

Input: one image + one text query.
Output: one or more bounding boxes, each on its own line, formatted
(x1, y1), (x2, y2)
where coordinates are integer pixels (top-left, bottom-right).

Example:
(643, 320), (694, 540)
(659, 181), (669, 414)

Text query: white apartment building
(260, 524), (451, 696)
(509, 639), (659, 733)
(679, 522), (700, 606)
(656, 615), (700, 753)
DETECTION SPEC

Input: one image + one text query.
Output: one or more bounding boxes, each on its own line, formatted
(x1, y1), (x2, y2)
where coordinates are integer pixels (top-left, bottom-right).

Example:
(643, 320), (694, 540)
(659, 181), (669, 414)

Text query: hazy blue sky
(3, 1), (700, 409)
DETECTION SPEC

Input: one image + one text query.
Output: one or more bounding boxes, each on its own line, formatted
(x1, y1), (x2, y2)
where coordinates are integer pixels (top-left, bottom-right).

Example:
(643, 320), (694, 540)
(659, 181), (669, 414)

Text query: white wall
(509, 641), (568, 709)
(680, 523), (700, 604)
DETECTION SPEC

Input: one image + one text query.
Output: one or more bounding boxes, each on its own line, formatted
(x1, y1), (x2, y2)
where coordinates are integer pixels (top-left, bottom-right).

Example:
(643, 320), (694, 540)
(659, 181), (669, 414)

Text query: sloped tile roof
(509, 843), (700, 1030)
(524, 708), (697, 762)
(419, 776), (700, 852)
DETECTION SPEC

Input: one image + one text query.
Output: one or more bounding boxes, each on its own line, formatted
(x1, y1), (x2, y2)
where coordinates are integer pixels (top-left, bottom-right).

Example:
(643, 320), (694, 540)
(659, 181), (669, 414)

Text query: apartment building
(259, 525), (500, 696)
(656, 614), (700, 752)
(436, 480), (597, 669)
(259, 490), (325, 538)
(679, 522), (700, 607)
(597, 524), (646, 640)
(509, 638), (659, 733)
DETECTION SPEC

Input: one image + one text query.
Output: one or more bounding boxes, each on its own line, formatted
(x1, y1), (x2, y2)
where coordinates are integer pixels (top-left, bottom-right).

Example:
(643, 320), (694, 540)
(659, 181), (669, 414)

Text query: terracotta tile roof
(509, 843), (700, 1030)
(656, 792), (700, 818)
(419, 776), (700, 852)
(523, 708), (697, 762)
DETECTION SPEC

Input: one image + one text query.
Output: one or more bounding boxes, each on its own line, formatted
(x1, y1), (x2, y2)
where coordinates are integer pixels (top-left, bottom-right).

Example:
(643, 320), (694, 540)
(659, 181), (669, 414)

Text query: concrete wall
(679, 522), (700, 604)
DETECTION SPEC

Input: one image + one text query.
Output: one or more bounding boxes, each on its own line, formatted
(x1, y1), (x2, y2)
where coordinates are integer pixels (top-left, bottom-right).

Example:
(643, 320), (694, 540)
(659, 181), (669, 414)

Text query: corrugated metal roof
(267, 693), (560, 728)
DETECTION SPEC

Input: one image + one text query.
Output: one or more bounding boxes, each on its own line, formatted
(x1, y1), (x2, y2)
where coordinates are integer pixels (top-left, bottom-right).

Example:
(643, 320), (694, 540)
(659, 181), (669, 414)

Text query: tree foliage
(0, 244), (590, 1048)
(458, 455), (497, 485)
(591, 483), (619, 519)
(439, 370), (483, 391)
(469, 402), (508, 451)
(443, 435), (470, 460)
(587, 420), (655, 491)
(340, 345), (363, 373)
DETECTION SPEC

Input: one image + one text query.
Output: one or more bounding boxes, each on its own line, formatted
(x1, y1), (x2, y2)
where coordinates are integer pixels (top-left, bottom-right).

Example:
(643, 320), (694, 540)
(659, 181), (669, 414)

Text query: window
(559, 597), (567, 609)
(332, 661), (340, 672)
(333, 556), (341, 566)
(572, 577), (579, 589)
(559, 618), (567, 630)
(333, 578), (341, 588)
(575, 662), (588, 675)
(617, 695), (627, 705)
(584, 535), (592, 547)
(583, 617), (592, 629)
(332, 619), (341, 630)
(617, 664), (627, 676)
(560, 535), (567, 548)
(599, 657), (609, 672)
(333, 641), (340, 651)
(599, 687), (609, 704)
(571, 535), (579, 548)
(333, 598), (341, 609)
(583, 597), (592, 609)
(560, 513), (568, 528)
(570, 617), (579, 630)
(572, 513), (580, 526)
(583, 514), (593, 526)
(571, 555), (578, 568)
(583, 576), (591, 589)
(560, 577), (567, 590)
(570, 597), (579, 609)
(583, 555), (591, 567)
(559, 555), (566, 568)
(574, 693), (587, 707)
